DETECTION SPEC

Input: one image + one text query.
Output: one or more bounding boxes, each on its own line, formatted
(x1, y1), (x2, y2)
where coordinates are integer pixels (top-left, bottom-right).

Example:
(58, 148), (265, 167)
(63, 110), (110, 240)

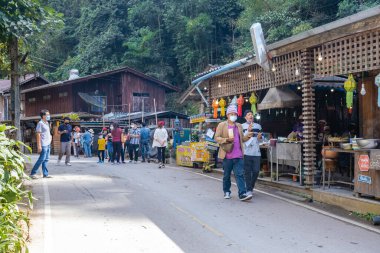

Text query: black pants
(129, 144), (139, 161)
(243, 155), (261, 192)
(112, 142), (122, 163)
(98, 150), (105, 162)
(157, 147), (166, 164)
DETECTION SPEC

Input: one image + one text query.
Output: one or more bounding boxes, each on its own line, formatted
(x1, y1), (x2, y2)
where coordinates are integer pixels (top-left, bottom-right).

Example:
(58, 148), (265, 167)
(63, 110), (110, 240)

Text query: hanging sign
(358, 174), (372, 184)
(358, 155), (370, 172)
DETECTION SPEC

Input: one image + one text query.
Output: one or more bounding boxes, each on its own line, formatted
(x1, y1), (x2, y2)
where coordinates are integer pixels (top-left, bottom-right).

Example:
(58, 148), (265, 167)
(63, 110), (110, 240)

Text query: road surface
(27, 156), (380, 253)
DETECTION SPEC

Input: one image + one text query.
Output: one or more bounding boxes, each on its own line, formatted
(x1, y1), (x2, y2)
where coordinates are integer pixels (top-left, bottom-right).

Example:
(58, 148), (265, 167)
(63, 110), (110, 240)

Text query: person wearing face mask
(242, 110), (263, 197)
(30, 109), (53, 179)
(82, 128), (93, 158)
(57, 117), (73, 166)
(128, 123), (140, 164)
(215, 105), (253, 201)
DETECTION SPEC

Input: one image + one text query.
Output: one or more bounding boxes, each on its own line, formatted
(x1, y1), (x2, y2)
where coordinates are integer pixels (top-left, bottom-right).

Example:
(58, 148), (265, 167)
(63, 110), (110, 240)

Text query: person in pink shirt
(215, 105), (253, 201)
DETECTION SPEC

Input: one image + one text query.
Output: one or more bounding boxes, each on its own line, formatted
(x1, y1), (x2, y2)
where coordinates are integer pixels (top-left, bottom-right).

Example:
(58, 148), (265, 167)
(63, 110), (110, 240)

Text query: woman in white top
(153, 121), (168, 168)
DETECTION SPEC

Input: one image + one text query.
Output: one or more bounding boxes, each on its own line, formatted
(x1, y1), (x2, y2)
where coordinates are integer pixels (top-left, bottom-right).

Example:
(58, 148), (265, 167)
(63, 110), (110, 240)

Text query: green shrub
(0, 124), (32, 253)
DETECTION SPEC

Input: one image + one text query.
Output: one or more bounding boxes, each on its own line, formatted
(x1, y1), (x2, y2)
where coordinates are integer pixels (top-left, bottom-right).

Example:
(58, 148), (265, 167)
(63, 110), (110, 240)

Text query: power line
(28, 59), (57, 69)
(30, 55), (60, 66)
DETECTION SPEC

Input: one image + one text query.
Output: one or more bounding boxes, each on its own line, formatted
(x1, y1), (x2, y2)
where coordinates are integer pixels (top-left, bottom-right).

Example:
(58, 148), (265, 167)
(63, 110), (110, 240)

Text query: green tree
(0, 0), (62, 139)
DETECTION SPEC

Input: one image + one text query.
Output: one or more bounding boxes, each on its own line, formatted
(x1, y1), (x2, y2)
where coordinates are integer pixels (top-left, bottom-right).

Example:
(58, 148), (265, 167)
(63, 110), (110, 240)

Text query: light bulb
(272, 64), (276, 72)
(248, 72), (252, 78)
(331, 88), (334, 93)
(245, 99), (248, 102)
(360, 83), (366, 96)
(204, 86), (207, 90)
(297, 86), (301, 90)
(318, 53), (323, 61)
(295, 68), (300, 76)
(218, 82), (221, 88)
(255, 114), (261, 120)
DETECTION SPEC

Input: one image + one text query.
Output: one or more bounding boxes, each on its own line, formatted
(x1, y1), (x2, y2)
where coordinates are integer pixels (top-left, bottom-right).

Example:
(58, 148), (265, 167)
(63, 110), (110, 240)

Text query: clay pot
(321, 146), (339, 159)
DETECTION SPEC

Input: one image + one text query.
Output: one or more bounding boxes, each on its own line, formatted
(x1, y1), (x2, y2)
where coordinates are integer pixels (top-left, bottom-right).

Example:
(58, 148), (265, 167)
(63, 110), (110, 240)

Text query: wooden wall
(121, 72), (166, 113)
(359, 73), (380, 138)
(24, 85), (73, 116)
(21, 78), (48, 90)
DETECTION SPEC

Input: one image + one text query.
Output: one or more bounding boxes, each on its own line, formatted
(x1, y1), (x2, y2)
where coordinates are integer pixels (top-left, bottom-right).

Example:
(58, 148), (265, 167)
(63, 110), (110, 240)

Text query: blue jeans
(223, 158), (247, 196)
(83, 142), (92, 157)
(141, 140), (150, 161)
(31, 145), (51, 177)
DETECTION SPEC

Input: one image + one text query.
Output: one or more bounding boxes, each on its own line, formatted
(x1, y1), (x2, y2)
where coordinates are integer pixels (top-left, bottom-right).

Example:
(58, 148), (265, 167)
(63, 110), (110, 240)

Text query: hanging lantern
(219, 98), (226, 117)
(344, 74), (356, 110)
(237, 95), (244, 117)
(249, 92), (257, 115)
(212, 99), (219, 119)
(375, 73), (380, 108)
(231, 95), (237, 106)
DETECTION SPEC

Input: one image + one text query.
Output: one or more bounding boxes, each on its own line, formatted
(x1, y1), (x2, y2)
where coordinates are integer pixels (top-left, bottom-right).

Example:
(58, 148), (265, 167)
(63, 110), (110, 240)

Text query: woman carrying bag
(152, 121), (168, 169)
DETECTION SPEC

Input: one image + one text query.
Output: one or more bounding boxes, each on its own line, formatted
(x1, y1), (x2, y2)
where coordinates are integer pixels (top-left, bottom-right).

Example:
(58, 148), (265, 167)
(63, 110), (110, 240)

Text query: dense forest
(2, 0), (380, 90)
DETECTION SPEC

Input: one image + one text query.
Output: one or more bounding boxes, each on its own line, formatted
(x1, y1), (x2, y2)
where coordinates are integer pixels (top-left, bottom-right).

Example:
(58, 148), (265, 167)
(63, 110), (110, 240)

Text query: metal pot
(356, 139), (380, 149)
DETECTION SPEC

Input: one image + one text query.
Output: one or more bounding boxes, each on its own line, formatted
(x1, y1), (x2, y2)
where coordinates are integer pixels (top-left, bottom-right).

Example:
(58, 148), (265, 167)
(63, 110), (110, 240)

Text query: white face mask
(229, 115), (237, 122)
(110, 126), (114, 130)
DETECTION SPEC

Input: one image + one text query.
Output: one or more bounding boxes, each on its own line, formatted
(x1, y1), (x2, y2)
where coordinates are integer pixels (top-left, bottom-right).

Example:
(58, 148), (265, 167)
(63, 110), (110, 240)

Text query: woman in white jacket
(153, 121), (168, 168)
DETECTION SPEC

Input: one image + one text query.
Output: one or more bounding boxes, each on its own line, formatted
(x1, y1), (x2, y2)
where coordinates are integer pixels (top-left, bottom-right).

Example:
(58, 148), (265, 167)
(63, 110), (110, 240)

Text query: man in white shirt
(242, 110), (263, 196)
(30, 109), (53, 179)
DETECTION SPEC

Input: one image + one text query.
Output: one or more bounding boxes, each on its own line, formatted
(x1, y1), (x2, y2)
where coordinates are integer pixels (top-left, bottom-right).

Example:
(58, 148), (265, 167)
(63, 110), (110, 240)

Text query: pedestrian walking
(82, 129), (93, 158)
(140, 122), (151, 163)
(30, 109), (53, 179)
(215, 105), (253, 201)
(57, 117), (73, 166)
(97, 134), (106, 163)
(111, 123), (123, 164)
(120, 129), (128, 164)
(128, 123), (140, 163)
(242, 110), (263, 197)
(152, 121), (168, 169)
(72, 126), (82, 158)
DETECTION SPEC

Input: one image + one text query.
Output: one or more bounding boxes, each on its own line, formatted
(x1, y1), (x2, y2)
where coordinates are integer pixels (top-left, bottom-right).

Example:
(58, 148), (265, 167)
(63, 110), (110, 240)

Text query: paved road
(27, 156), (379, 253)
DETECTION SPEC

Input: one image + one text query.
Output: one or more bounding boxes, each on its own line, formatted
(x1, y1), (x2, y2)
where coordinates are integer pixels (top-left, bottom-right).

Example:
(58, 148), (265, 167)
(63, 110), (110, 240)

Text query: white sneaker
(224, 192), (231, 199)
(134, 161), (137, 164)
(246, 191), (253, 197)
(66, 163), (72, 166)
(56, 160), (61, 166)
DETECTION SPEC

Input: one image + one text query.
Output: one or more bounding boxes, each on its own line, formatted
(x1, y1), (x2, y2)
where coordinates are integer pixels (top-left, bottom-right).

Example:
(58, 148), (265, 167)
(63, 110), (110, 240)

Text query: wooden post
(142, 98), (144, 123)
(128, 104), (131, 127)
(301, 49), (316, 188)
(154, 98), (158, 126)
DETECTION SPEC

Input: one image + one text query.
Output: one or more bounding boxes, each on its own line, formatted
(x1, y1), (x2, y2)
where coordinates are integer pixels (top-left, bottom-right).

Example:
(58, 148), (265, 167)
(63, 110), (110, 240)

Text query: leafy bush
(0, 125), (32, 253)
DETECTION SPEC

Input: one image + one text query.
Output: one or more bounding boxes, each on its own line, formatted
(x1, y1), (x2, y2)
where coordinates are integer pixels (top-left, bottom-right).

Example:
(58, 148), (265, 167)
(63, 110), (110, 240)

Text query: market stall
(176, 113), (220, 172)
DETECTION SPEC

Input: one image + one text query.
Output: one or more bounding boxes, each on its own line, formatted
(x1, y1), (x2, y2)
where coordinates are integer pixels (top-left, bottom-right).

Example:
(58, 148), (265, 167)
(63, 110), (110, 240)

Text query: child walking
(97, 134), (106, 163)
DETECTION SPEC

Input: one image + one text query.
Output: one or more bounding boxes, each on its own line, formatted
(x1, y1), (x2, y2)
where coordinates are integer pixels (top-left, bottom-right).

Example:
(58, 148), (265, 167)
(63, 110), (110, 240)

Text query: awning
(258, 87), (302, 110)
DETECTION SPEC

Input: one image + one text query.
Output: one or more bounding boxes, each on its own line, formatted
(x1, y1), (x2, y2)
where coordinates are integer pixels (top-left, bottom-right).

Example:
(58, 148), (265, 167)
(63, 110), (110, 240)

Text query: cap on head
(64, 117), (70, 121)
(158, 121), (165, 127)
(244, 110), (253, 117)
(226, 105), (237, 115)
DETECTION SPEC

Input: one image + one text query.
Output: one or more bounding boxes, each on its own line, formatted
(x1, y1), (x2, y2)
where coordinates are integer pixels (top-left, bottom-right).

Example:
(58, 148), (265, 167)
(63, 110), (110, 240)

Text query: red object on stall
(358, 155), (370, 172)
(237, 95), (244, 117)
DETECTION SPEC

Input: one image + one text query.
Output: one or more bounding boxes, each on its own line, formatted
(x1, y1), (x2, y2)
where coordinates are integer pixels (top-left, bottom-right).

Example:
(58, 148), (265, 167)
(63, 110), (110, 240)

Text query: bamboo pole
(142, 99), (144, 123)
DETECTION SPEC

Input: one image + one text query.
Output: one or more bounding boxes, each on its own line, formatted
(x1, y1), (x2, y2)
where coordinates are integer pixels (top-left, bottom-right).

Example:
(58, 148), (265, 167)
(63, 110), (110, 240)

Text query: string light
(255, 114), (261, 120)
(295, 68), (300, 76)
(218, 82), (221, 88)
(245, 98), (248, 102)
(330, 88), (335, 93)
(297, 86), (301, 90)
(248, 72), (252, 78)
(204, 86), (207, 90)
(271, 64), (276, 72)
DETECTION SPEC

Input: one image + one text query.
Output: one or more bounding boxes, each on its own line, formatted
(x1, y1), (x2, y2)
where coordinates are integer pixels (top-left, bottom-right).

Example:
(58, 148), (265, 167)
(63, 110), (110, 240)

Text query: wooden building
(183, 6), (380, 188)
(21, 66), (179, 118)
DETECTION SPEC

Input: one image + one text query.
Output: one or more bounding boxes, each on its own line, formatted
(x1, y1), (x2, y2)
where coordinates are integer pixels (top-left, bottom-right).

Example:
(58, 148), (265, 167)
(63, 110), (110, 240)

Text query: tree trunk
(9, 35), (21, 140)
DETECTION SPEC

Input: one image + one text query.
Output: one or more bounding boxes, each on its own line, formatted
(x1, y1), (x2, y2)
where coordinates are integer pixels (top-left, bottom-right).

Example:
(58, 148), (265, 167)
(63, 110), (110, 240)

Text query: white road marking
(43, 180), (54, 253)
(166, 166), (380, 235)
